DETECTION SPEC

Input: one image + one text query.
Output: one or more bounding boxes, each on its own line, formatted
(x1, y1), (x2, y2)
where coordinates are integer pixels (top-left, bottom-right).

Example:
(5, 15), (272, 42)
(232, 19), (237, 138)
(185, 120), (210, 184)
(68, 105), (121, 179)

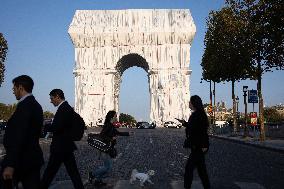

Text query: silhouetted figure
(1, 75), (44, 189)
(183, 95), (210, 189)
(40, 89), (84, 189)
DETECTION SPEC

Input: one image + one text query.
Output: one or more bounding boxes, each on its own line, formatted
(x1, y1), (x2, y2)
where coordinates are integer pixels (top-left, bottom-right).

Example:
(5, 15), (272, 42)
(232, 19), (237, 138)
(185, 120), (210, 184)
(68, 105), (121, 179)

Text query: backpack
(69, 111), (85, 141)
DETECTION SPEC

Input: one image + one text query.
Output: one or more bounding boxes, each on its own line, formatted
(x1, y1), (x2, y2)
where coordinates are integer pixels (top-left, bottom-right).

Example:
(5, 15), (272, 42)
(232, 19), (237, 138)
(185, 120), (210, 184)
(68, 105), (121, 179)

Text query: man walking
(40, 89), (84, 189)
(1, 75), (44, 189)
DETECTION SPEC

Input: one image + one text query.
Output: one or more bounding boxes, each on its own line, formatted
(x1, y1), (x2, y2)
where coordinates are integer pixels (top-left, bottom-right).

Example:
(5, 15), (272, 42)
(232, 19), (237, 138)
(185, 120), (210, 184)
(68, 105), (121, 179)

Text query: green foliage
(43, 111), (54, 119)
(119, 113), (137, 125)
(203, 0), (284, 83)
(0, 33), (8, 87)
(0, 103), (17, 121)
(225, 0), (284, 75)
(264, 107), (283, 123)
(202, 7), (252, 83)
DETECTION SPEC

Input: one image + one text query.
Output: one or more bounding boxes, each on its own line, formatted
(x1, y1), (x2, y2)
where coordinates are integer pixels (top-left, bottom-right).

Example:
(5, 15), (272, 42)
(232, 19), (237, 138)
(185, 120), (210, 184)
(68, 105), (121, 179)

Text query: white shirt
(18, 93), (32, 103)
(56, 100), (66, 112)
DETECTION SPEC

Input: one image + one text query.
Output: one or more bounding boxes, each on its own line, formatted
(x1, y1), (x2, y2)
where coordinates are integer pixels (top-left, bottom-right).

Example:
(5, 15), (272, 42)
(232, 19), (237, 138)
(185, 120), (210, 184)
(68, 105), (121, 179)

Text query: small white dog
(129, 169), (155, 186)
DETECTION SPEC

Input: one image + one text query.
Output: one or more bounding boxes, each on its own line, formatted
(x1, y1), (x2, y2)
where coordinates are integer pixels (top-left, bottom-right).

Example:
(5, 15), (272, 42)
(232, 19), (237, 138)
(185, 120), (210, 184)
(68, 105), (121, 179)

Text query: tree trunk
(257, 63), (265, 141)
(232, 81), (237, 135)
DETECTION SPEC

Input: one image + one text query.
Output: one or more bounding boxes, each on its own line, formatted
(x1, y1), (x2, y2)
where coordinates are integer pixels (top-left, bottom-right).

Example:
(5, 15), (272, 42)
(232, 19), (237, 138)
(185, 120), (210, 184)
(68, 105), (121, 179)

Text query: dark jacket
(100, 122), (129, 144)
(2, 95), (44, 172)
(185, 110), (209, 149)
(50, 101), (77, 154)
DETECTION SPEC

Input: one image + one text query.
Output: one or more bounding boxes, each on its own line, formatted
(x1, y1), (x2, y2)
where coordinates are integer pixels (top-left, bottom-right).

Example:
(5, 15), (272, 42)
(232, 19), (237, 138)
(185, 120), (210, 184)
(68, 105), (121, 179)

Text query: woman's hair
(104, 110), (117, 125)
(190, 95), (205, 112)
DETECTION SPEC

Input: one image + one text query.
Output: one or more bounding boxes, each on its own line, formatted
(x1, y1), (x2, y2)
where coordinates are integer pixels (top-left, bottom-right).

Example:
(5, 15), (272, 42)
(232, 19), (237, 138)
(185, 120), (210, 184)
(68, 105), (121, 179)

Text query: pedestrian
(0, 75), (44, 189)
(88, 110), (132, 187)
(40, 89), (84, 189)
(183, 95), (210, 189)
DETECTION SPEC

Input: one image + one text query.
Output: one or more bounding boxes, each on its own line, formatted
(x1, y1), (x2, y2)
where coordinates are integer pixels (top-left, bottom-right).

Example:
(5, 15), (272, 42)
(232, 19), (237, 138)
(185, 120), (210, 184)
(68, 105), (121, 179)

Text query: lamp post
(243, 86), (249, 137)
(236, 96), (239, 129)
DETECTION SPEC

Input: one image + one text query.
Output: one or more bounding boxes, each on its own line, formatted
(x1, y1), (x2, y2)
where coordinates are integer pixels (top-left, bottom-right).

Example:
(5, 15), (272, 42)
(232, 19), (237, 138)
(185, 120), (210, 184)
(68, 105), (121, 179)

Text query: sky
(0, 0), (283, 121)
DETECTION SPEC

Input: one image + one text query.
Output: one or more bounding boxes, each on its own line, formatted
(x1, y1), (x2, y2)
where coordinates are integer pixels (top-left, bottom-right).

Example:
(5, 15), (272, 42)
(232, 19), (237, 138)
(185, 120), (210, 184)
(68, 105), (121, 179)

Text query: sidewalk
(211, 134), (284, 154)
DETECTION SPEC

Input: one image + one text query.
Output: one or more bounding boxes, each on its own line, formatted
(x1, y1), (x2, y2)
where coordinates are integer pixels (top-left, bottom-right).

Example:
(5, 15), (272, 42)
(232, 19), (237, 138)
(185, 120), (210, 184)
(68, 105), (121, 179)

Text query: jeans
(92, 153), (112, 181)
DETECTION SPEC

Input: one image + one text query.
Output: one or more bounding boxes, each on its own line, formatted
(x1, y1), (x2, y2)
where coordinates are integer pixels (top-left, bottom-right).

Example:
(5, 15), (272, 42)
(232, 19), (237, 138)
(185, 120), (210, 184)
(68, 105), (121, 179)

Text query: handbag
(87, 133), (111, 152)
(183, 138), (191, 148)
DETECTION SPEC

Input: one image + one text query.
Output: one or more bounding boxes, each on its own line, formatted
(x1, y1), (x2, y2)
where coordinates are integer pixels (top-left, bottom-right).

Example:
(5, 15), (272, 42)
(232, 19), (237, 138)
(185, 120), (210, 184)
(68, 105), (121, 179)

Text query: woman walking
(88, 110), (131, 186)
(183, 95), (210, 189)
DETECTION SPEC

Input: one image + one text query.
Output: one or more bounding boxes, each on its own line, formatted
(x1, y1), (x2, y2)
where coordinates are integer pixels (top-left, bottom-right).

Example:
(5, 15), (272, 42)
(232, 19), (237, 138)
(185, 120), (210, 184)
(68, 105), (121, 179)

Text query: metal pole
(209, 81), (213, 124)
(244, 92), (248, 137)
(253, 103), (255, 137)
(213, 82), (216, 125)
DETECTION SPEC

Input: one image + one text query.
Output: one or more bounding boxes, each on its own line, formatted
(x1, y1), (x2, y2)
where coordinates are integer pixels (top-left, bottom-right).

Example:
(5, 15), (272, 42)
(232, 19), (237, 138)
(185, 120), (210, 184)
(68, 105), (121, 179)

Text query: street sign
(248, 90), (258, 103)
(250, 112), (258, 126)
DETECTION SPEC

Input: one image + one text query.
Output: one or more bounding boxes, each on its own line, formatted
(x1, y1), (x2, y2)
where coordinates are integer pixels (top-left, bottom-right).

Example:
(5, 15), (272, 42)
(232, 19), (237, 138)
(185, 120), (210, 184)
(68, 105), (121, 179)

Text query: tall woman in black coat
(184, 95), (210, 189)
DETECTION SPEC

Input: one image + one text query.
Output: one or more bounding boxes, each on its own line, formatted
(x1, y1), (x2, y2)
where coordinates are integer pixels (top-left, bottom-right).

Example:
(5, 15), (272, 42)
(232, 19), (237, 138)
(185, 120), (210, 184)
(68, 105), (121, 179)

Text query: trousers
(184, 149), (210, 189)
(40, 152), (84, 189)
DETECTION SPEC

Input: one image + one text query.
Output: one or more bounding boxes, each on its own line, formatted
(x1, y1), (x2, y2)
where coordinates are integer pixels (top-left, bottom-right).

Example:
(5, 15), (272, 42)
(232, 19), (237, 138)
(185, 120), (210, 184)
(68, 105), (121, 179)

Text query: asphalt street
(38, 127), (284, 189)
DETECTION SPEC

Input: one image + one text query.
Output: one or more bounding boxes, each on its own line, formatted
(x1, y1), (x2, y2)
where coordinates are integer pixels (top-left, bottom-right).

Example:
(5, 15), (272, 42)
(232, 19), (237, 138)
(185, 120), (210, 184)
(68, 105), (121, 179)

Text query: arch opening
(114, 54), (150, 122)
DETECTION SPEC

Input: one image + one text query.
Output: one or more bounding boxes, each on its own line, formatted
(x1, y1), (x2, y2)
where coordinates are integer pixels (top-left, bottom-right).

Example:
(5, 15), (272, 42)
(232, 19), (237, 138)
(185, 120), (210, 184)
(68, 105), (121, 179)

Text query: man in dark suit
(40, 89), (84, 189)
(1, 75), (44, 189)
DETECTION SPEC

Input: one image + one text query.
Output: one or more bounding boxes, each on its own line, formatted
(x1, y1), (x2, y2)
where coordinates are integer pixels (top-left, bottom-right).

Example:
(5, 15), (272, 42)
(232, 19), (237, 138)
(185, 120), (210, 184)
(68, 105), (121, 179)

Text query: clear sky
(0, 0), (283, 121)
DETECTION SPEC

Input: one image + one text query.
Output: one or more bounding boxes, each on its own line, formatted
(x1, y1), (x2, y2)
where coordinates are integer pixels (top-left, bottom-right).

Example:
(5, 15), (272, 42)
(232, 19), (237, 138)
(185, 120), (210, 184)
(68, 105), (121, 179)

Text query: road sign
(248, 90), (258, 103)
(250, 112), (258, 126)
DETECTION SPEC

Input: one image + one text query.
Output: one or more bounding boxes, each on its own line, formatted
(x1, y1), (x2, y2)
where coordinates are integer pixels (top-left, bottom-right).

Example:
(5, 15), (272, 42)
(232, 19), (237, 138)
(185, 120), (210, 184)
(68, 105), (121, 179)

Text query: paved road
(2, 127), (280, 189)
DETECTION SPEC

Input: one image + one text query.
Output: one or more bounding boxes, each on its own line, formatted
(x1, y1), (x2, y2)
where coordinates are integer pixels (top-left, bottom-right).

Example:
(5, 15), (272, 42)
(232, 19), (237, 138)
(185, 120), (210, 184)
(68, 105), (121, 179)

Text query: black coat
(100, 122), (129, 144)
(185, 110), (209, 149)
(50, 101), (77, 154)
(2, 95), (44, 172)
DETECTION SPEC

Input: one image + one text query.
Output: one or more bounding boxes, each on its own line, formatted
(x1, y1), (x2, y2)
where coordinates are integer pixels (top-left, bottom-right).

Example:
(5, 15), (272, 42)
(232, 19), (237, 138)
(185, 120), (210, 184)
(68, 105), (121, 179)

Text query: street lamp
(236, 96), (239, 128)
(243, 86), (249, 137)
(236, 96), (239, 113)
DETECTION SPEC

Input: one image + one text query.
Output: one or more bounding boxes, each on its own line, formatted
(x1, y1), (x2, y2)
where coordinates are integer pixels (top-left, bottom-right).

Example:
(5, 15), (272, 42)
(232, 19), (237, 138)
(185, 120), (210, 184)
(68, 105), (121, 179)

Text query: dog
(129, 169), (155, 186)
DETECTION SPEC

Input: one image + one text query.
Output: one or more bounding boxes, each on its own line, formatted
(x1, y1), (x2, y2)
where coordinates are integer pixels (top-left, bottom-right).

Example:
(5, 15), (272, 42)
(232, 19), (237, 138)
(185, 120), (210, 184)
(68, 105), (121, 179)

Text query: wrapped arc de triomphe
(68, 9), (196, 127)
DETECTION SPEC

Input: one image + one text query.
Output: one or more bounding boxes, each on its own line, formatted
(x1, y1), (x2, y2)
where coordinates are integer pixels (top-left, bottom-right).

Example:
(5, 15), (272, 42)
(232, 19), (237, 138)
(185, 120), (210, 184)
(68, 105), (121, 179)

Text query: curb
(211, 135), (284, 154)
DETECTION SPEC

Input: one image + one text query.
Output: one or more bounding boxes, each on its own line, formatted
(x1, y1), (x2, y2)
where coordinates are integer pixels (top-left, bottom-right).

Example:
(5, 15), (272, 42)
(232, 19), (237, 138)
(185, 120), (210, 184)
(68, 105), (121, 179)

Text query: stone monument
(68, 9), (196, 126)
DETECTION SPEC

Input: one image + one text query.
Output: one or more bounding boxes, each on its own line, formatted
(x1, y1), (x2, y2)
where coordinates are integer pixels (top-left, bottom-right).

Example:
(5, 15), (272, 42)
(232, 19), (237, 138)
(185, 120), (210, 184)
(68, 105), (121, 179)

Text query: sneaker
(88, 171), (93, 183)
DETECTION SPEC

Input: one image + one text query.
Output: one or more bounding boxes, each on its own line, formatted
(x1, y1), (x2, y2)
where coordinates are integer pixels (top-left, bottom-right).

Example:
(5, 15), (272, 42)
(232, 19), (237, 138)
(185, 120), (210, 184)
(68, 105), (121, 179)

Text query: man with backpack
(40, 89), (84, 189)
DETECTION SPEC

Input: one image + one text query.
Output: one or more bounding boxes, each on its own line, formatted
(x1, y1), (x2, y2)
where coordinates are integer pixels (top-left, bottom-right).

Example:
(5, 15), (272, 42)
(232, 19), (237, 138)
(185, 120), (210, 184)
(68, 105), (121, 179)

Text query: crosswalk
(50, 179), (266, 189)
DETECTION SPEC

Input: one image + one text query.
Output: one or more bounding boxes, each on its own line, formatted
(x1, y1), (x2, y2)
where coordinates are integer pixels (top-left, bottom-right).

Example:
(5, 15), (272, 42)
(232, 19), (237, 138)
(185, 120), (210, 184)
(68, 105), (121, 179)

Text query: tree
(263, 107), (282, 123)
(0, 103), (17, 121)
(226, 0), (284, 140)
(202, 7), (252, 134)
(202, 0), (284, 140)
(119, 113), (137, 125)
(0, 33), (8, 87)
(43, 111), (54, 119)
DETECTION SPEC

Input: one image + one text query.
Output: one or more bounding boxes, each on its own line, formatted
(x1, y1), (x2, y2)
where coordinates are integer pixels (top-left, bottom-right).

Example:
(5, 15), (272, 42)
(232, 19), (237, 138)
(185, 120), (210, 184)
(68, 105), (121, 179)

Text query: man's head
(49, 89), (65, 107)
(12, 75), (34, 100)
